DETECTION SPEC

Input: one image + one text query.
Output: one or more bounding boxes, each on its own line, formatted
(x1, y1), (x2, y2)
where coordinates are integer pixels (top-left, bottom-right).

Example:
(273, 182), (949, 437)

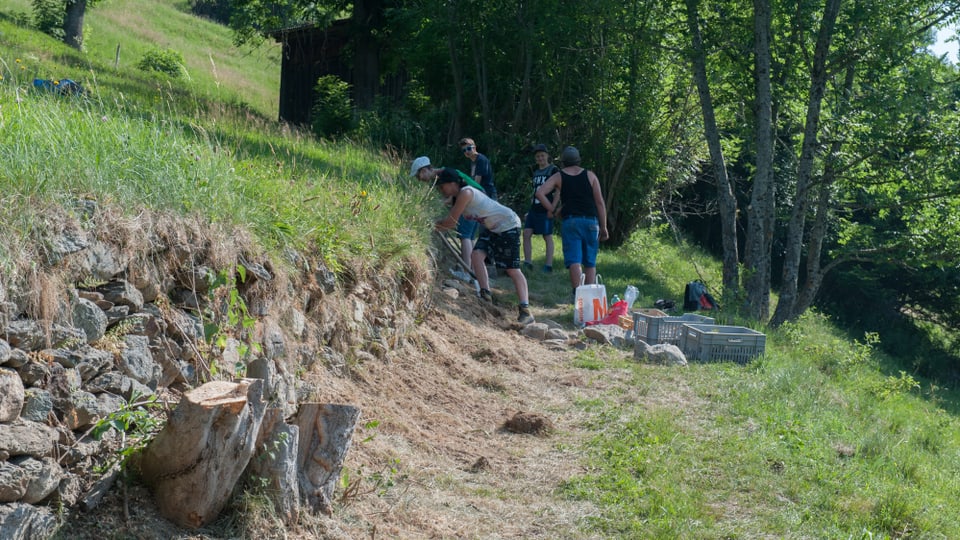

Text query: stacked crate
(679, 323), (766, 363)
(632, 310), (715, 346)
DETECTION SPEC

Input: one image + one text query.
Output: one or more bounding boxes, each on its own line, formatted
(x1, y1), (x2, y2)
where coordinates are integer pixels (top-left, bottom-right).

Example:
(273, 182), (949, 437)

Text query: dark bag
(684, 280), (718, 311)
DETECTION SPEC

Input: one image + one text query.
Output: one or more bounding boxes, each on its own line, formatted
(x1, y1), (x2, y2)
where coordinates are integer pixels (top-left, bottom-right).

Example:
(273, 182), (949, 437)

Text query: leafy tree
(32, 0), (101, 49)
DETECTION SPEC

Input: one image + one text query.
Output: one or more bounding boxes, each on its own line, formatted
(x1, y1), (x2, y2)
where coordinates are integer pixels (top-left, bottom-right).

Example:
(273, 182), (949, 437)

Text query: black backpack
(683, 280), (718, 311)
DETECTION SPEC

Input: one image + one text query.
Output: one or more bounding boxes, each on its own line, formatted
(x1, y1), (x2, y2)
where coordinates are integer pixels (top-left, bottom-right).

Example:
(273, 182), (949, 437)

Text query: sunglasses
(462, 145), (474, 153)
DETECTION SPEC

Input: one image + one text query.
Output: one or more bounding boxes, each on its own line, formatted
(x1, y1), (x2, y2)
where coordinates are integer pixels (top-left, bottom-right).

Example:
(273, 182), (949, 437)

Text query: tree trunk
(471, 34), (492, 135)
(63, 0), (87, 50)
(246, 408), (300, 525)
(684, 0), (740, 301)
(744, 0), (775, 321)
(139, 379), (266, 529)
(296, 403), (361, 516)
(511, 4), (533, 129)
(770, 0), (842, 327)
(793, 55), (858, 321)
(446, 3), (463, 141)
(351, 0), (384, 109)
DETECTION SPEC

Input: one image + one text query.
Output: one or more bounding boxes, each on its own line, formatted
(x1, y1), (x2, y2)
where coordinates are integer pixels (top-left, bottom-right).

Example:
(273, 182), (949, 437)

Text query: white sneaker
(449, 268), (472, 282)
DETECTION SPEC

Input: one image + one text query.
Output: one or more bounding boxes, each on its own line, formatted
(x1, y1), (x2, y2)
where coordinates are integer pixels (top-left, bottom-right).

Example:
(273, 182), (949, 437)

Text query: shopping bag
(574, 274), (607, 326)
(585, 300), (629, 326)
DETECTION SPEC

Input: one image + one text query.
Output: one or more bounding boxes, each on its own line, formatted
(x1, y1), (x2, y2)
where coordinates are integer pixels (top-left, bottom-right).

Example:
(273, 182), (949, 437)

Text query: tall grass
(0, 13), (434, 282)
(558, 283), (960, 538)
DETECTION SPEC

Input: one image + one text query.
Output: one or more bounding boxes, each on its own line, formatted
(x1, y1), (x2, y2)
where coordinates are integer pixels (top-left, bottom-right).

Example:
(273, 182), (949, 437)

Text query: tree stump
(246, 407), (300, 525)
(295, 403), (361, 515)
(139, 378), (266, 528)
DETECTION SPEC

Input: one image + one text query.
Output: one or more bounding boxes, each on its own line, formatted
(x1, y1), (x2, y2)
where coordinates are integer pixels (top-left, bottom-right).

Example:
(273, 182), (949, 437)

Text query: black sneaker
(518, 305), (535, 325)
(479, 288), (494, 303)
(522, 261), (533, 271)
(543, 264), (553, 273)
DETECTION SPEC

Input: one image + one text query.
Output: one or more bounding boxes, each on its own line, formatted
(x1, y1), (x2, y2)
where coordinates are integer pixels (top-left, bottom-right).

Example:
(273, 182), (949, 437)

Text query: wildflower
(15, 59), (21, 63)
(54, 80), (60, 86)
(360, 190), (368, 198)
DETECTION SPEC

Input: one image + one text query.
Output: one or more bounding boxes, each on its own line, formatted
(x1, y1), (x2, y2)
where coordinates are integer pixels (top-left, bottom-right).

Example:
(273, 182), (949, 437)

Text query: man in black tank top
(534, 146), (609, 301)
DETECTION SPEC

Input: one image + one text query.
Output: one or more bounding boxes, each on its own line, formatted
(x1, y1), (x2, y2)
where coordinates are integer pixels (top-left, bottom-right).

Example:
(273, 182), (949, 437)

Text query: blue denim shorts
(523, 211), (554, 235)
(457, 216), (479, 240)
(561, 216), (599, 268)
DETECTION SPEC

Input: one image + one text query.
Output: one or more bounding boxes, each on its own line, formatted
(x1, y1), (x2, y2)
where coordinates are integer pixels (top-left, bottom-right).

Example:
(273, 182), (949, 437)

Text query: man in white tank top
(431, 171), (535, 325)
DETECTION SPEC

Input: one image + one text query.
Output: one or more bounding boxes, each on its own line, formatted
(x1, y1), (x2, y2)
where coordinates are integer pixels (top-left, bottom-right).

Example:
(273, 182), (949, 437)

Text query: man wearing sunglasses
(459, 137), (497, 201)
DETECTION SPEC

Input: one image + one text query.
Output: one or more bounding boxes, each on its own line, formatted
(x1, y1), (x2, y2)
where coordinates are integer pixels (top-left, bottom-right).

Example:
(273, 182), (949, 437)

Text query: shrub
(31, 0), (65, 41)
(311, 75), (353, 138)
(136, 48), (186, 78)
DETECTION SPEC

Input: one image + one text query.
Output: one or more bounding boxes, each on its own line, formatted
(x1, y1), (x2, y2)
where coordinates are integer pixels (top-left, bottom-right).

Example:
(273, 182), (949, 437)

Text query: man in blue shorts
(522, 144), (558, 273)
(534, 146), (609, 302)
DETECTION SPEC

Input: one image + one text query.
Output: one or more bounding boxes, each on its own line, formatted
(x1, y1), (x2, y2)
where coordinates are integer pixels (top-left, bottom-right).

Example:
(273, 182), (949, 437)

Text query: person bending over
(420, 160), (534, 325)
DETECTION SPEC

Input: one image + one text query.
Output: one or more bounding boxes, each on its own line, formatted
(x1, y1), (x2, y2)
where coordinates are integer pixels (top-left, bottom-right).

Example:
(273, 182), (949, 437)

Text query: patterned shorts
(475, 227), (521, 269)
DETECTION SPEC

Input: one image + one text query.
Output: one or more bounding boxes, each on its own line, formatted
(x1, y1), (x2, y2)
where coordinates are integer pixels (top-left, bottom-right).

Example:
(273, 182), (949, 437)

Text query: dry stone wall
(0, 206), (427, 539)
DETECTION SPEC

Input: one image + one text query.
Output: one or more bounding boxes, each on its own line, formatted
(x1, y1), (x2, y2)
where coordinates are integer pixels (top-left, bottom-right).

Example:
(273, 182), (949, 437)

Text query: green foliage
(136, 48), (186, 78)
(90, 392), (163, 469)
(311, 75), (353, 139)
(202, 266), (260, 378)
(30, 0), (63, 40)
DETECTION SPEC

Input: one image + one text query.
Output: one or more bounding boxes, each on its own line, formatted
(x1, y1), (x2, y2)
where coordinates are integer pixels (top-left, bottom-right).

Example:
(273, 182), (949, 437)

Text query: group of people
(410, 139), (608, 325)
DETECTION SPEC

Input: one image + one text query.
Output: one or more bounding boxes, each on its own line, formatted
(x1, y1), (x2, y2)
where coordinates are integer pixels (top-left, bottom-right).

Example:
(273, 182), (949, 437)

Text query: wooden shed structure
(271, 20), (351, 126)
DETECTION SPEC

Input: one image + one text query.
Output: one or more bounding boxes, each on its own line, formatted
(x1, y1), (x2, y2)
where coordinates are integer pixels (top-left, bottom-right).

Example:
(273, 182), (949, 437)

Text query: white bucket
(574, 274), (607, 326)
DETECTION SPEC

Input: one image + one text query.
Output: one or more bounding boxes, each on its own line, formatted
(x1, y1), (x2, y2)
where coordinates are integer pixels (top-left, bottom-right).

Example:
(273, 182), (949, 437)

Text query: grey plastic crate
(633, 310), (715, 345)
(679, 324), (766, 363)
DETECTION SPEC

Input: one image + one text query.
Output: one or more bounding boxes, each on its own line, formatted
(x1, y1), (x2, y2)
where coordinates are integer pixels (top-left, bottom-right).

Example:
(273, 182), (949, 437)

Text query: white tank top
(460, 186), (521, 233)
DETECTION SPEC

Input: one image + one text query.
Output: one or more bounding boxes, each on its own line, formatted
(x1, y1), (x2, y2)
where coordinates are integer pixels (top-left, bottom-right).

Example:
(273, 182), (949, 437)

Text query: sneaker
(450, 267), (472, 282)
(479, 288), (494, 303)
(543, 264), (552, 273)
(522, 261), (533, 271)
(517, 305), (535, 325)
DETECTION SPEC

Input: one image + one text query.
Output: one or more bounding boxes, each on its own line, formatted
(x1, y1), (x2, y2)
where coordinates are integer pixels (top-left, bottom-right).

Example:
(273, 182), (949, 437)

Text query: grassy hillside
(2, 0), (281, 118)
(4, 4), (960, 539)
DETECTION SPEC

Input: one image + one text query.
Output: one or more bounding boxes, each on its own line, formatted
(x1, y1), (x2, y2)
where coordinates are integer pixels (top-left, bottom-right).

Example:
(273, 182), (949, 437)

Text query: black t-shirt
(529, 165), (559, 213)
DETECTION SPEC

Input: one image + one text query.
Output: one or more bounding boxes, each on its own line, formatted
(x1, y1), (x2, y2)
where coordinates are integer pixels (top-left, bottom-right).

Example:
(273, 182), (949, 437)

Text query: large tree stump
(139, 378), (266, 528)
(246, 407), (300, 525)
(295, 403), (361, 515)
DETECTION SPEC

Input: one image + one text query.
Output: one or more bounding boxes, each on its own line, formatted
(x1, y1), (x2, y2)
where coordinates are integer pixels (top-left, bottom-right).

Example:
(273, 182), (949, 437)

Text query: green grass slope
(3, 4), (960, 539)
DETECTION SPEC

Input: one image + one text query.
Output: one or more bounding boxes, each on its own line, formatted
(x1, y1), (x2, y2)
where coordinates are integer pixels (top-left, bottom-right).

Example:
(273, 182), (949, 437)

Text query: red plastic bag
(586, 300), (629, 326)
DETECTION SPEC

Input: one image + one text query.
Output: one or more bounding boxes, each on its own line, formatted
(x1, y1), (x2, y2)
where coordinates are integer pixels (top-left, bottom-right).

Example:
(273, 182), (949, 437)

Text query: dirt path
(319, 287), (621, 539)
(63, 278), (647, 539)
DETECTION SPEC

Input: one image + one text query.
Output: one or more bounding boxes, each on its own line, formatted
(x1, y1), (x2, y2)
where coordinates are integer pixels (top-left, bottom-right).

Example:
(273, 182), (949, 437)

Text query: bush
(136, 48), (186, 78)
(311, 75), (353, 139)
(31, 0), (65, 41)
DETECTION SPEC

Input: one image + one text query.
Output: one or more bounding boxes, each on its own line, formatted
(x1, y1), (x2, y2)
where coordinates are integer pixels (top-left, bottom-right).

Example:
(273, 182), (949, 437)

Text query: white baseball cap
(410, 156), (431, 177)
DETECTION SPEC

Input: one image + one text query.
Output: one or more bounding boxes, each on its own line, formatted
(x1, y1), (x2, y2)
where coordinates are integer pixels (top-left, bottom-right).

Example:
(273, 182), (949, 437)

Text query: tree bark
(246, 408), (300, 525)
(684, 0), (740, 301)
(63, 0), (87, 50)
(793, 46), (858, 321)
(770, 0), (842, 327)
(446, 3), (464, 141)
(744, 0), (775, 321)
(139, 379), (266, 529)
(296, 403), (361, 516)
(351, 0), (384, 109)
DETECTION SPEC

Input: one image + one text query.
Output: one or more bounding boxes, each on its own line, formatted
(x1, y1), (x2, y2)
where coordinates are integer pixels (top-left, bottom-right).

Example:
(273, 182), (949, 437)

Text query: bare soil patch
(59, 273), (651, 540)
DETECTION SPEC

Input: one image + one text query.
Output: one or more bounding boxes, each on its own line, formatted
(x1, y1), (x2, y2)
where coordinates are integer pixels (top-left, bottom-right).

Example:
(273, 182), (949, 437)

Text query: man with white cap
(410, 156), (484, 281)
